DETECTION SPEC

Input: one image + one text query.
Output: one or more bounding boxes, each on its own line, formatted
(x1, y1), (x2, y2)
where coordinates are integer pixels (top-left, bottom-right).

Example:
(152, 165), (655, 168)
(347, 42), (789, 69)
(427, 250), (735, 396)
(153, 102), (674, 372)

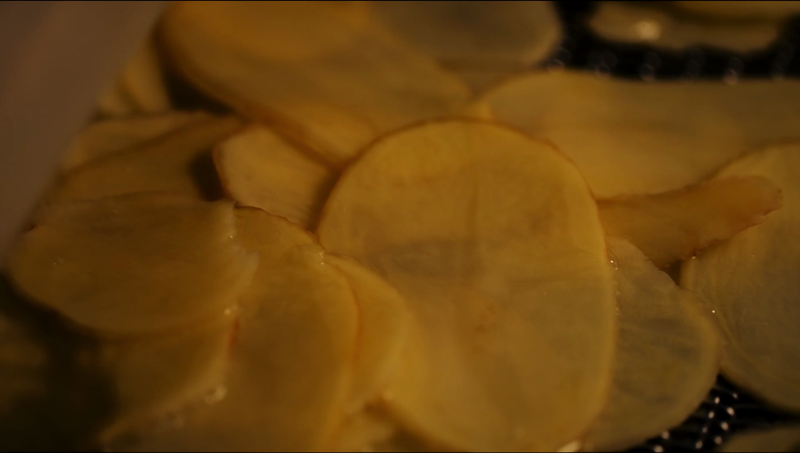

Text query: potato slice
(62, 112), (209, 171)
(317, 120), (616, 451)
(118, 34), (172, 114)
(372, 1), (561, 71)
(589, 2), (781, 53)
(126, 208), (358, 451)
(672, 1), (800, 21)
(582, 238), (721, 451)
(7, 193), (257, 336)
(599, 176), (783, 268)
(682, 142), (800, 412)
(50, 115), (242, 202)
(478, 71), (800, 198)
(721, 425), (800, 452)
(215, 125), (338, 228)
(160, 1), (470, 165)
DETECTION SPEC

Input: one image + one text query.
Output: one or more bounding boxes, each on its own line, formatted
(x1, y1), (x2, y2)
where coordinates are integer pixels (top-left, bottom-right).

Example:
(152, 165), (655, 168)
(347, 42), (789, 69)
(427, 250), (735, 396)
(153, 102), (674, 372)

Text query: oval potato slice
(682, 142), (800, 412)
(583, 238), (721, 451)
(7, 193), (257, 336)
(317, 120), (616, 451)
(721, 425), (800, 452)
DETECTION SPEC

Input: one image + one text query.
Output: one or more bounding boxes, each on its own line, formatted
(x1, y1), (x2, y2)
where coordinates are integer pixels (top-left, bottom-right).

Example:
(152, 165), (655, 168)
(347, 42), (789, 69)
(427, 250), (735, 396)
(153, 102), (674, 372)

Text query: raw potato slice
(127, 208), (358, 452)
(672, 1), (800, 21)
(599, 176), (783, 268)
(50, 115), (242, 202)
(582, 238), (721, 451)
(317, 120), (616, 451)
(682, 142), (800, 412)
(215, 125), (338, 228)
(118, 35), (172, 114)
(589, 2), (782, 53)
(7, 193), (258, 336)
(721, 425), (800, 452)
(372, 1), (561, 70)
(160, 1), (470, 164)
(62, 111), (209, 171)
(478, 71), (800, 198)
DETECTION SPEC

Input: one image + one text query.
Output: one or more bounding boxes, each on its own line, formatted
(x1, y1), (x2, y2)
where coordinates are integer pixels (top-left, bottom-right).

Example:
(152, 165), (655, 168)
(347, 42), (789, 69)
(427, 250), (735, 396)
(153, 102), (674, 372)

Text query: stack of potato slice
(2, 2), (800, 452)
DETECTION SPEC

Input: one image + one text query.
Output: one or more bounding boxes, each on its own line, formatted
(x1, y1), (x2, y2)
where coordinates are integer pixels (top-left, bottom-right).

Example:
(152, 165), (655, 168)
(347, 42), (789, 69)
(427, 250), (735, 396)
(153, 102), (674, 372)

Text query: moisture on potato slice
(599, 176), (783, 268)
(721, 425), (800, 452)
(7, 193), (257, 336)
(478, 71), (800, 198)
(126, 208), (358, 452)
(62, 111), (209, 171)
(583, 238), (721, 451)
(160, 1), (470, 165)
(50, 115), (242, 202)
(214, 125), (338, 228)
(589, 2), (782, 53)
(682, 142), (800, 413)
(317, 120), (616, 451)
(672, 1), (800, 21)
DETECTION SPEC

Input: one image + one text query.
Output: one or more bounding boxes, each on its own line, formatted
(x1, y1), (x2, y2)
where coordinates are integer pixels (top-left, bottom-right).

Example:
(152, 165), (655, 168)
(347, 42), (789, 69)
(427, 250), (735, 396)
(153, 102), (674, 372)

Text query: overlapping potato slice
(127, 208), (358, 451)
(599, 176), (783, 267)
(582, 238), (721, 451)
(317, 120), (616, 451)
(721, 425), (800, 452)
(682, 142), (800, 412)
(50, 115), (242, 202)
(215, 125), (338, 228)
(160, 1), (470, 164)
(62, 111), (209, 171)
(7, 193), (257, 336)
(589, 2), (782, 53)
(672, 1), (800, 21)
(478, 71), (800, 198)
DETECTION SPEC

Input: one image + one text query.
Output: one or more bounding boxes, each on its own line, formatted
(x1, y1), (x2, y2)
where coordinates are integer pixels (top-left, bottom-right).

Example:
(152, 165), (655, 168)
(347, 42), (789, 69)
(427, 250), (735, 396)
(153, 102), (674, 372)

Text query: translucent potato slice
(371, 1), (562, 70)
(128, 208), (358, 451)
(599, 176), (783, 268)
(7, 193), (257, 336)
(62, 111), (209, 171)
(215, 125), (338, 228)
(672, 1), (800, 21)
(721, 425), (800, 452)
(317, 120), (616, 451)
(589, 2), (781, 53)
(117, 34), (172, 114)
(583, 238), (721, 451)
(682, 142), (800, 412)
(160, 1), (470, 164)
(50, 115), (242, 202)
(478, 71), (800, 198)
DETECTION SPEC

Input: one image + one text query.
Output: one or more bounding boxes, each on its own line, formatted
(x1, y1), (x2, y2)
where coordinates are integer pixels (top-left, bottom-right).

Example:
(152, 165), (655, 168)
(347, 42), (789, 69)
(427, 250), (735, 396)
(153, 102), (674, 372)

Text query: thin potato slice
(118, 35), (172, 114)
(160, 1), (470, 165)
(50, 115), (242, 202)
(478, 71), (800, 198)
(215, 125), (338, 228)
(7, 193), (257, 336)
(599, 176), (783, 268)
(682, 142), (800, 412)
(583, 238), (721, 451)
(721, 425), (800, 452)
(62, 111), (209, 171)
(317, 120), (616, 451)
(672, 1), (800, 21)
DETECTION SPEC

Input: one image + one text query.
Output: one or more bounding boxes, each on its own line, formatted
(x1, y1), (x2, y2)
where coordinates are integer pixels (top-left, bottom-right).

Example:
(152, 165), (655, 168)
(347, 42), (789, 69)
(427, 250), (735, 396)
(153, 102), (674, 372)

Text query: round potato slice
(682, 142), (800, 412)
(583, 238), (721, 451)
(160, 1), (470, 165)
(317, 120), (616, 451)
(7, 193), (258, 336)
(721, 425), (800, 452)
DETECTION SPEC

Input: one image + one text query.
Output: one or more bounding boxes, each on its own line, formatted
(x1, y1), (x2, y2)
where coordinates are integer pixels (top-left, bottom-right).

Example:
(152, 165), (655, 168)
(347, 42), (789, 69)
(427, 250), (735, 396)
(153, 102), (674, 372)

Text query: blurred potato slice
(599, 176), (783, 267)
(583, 238), (721, 451)
(721, 425), (800, 452)
(118, 35), (172, 114)
(682, 142), (800, 412)
(672, 1), (800, 21)
(97, 79), (138, 117)
(317, 120), (616, 451)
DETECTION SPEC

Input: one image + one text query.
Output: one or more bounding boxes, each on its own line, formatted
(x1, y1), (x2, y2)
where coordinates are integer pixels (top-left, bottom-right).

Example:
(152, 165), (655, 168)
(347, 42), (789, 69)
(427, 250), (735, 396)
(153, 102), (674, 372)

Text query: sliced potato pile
(721, 425), (800, 452)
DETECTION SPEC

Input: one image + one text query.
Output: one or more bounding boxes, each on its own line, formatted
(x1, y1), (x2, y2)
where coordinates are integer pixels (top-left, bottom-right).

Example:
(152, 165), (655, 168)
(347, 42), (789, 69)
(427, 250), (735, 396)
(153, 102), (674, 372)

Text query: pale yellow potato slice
(160, 1), (470, 165)
(7, 193), (257, 336)
(214, 125), (338, 228)
(672, 1), (800, 21)
(721, 425), (800, 452)
(582, 238), (721, 451)
(599, 176), (783, 268)
(478, 71), (800, 198)
(50, 115), (242, 202)
(589, 2), (781, 53)
(62, 111), (209, 171)
(372, 1), (561, 70)
(127, 208), (358, 451)
(118, 34), (172, 114)
(682, 142), (800, 412)
(317, 120), (616, 451)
